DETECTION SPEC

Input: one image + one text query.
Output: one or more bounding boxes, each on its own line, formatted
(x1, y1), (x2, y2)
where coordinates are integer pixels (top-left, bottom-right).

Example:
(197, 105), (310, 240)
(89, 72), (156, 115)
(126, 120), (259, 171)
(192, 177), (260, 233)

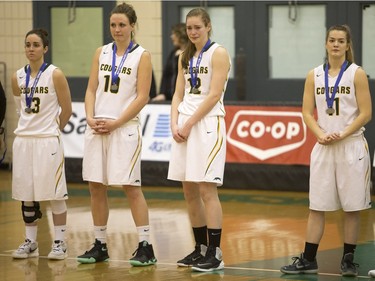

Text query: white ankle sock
(94, 225), (107, 243)
(25, 225), (38, 242)
(136, 225), (150, 243)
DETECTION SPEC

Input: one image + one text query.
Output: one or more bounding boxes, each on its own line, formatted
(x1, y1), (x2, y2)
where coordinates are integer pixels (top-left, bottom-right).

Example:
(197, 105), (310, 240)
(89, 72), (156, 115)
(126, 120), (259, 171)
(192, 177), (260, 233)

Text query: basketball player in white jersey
(280, 25), (372, 276)
(11, 29), (72, 260)
(77, 3), (156, 266)
(168, 8), (231, 272)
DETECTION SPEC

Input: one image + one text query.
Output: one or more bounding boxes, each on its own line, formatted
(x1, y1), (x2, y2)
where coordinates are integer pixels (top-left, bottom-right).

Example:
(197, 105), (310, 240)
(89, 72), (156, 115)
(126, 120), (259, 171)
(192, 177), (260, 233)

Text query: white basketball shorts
(82, 123), (142, 186)
(12, 136), (68, 201)
(309, 135), (371, 212)
(168, 114), (226, 185)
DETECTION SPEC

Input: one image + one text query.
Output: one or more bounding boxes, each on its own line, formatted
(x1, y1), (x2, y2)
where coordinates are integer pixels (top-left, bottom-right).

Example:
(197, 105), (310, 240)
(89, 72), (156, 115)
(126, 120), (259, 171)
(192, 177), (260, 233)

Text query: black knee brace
(22, 201), (43, 223)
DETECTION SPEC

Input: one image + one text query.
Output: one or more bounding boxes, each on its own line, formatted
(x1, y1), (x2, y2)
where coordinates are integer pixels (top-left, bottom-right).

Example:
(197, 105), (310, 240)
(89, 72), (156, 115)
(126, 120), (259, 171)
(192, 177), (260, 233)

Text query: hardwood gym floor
(0, 169), (374, 281)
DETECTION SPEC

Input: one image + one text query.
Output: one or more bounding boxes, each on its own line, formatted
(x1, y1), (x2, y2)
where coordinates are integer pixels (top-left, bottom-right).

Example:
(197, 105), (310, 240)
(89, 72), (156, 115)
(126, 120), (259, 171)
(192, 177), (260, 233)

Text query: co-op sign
(62, 103), (314, 165)
(226, 108), (313, 164)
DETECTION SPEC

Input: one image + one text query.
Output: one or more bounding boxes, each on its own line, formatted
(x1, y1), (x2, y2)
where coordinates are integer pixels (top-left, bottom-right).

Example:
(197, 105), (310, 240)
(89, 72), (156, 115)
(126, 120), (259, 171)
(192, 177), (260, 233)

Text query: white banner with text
(61, 102), (173, 161)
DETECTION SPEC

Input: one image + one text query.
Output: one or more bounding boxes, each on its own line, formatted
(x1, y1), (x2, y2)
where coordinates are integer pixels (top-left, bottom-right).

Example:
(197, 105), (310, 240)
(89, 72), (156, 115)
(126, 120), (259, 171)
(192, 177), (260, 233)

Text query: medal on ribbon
(25, 62), (47, 113)
(111, 41), (133, 91)
(324, 60), (347, 115)
(189, 40), (211, 94)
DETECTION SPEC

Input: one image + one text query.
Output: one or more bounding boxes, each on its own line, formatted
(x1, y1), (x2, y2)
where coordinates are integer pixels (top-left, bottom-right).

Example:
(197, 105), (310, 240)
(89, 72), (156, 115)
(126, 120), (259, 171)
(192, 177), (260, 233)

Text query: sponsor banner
(61, 102), (172, 161)
(140, 104), (172, 161)
(62, 103), (315, 165)
(225, 105), (315, 165)
(61, 102), (86, 158)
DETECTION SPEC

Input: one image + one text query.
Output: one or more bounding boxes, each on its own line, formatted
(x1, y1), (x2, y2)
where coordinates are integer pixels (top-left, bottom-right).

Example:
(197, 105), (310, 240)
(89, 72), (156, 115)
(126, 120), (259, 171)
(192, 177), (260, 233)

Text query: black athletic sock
(304, 242), (319, 262)
(208, 228), (222, 248)
(343, 243), (356, 257)
(193, 226), (207, 246)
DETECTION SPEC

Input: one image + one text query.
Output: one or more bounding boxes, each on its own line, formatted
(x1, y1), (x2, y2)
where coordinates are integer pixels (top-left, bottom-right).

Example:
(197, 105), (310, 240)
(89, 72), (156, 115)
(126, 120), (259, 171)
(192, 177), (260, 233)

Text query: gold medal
(111, 84), (118, 91)
(326, 108), (335, 115)
(25, 107), (32, 113)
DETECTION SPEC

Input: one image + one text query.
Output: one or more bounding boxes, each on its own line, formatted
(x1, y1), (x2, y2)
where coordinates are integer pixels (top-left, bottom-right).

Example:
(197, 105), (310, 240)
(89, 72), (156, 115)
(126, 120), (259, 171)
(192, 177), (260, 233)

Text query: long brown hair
(181, 8), (212, 69)
(325, 24), (355, 63)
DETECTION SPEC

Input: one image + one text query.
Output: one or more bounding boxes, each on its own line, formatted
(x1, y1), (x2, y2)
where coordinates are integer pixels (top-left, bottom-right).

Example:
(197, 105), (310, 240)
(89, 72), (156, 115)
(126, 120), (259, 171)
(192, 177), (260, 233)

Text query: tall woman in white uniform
(168, 8), (231, 272)
(77, 2), (156, 266)
(281, 25), (372, 277)
(11, 28), (72, 260)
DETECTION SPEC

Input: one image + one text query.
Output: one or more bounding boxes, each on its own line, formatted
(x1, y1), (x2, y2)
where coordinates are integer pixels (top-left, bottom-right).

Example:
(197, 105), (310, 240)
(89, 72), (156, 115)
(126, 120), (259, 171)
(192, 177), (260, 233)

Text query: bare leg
(343, 211), (360, 244)
(305, 210), (325, 243)
(52, 211), (67, 226)
(89, 182), (109, 226)
(183, 182), (206, 227)
(123, 185), (149, 226)
(199, 182), (222, 229)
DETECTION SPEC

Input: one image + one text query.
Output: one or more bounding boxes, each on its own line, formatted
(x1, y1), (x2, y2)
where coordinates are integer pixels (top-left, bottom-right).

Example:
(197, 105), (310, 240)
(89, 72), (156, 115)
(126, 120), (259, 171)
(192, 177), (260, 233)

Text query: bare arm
(170, 55), (186, 142)
(178, 47), (230, 139)
(11, 72), (20, 97)
(11, 72), (22, 115)
(302, 70), (326, 142)
(340, 67), (372, 138)
(53, 68), (72, 130)
(84, 47), (101, 130)
(115, 50), (151, 127)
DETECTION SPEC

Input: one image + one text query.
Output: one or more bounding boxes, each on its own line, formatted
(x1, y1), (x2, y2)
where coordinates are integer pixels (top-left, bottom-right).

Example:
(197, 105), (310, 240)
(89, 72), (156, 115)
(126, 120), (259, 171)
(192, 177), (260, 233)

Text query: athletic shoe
(280, 253), (318, 274)
(12, 239), (39, 259)
(129, 241), (157, 266)
(368, 269), (375, 277)
(191, 245), (224, 272)
(48, 240), (68, 260)
(340, 253), (358, 277)
(77, 239), (109, 264)
(177, 244), (207, 267)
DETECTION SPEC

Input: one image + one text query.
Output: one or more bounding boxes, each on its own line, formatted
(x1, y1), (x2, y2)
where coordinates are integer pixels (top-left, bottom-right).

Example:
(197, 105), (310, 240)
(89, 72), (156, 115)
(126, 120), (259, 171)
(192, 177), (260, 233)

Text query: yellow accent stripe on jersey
(219, 100), (225, 116)
(55, 159), (64, 192)
(365, 165), (370, 186)
(54, 136), (64, 192)
(363, 137), (371, 194)
(129, 127), (142, 179)
(56, 116), (60, 129)
(205, 117), (223, 175)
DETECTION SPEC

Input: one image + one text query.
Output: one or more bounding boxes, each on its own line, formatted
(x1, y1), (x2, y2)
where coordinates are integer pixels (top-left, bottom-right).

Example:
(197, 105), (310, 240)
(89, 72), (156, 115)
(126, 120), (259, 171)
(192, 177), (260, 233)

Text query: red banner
(225, 105), (316, 165)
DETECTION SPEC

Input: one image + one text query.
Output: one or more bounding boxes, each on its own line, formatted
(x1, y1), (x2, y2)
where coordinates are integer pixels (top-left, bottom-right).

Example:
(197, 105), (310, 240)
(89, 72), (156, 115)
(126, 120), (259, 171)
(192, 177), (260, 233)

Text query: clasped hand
(171, 124), (190, 143)
(318, 132), (341, 145)
(88, 117), (117, 135)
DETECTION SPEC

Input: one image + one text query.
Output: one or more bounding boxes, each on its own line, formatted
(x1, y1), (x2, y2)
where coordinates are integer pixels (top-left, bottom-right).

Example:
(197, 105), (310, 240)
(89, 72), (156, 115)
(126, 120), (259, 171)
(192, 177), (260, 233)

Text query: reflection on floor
(0, 169), (374, 280)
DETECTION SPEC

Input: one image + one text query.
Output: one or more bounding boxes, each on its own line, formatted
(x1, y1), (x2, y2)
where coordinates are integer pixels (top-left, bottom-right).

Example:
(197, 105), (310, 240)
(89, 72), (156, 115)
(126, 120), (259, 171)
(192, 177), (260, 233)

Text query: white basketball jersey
(178, 42), (230, 117)
(313, 62), (364, 136)
(95, 42), (145, 121)
(14, 64), (61, 137)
